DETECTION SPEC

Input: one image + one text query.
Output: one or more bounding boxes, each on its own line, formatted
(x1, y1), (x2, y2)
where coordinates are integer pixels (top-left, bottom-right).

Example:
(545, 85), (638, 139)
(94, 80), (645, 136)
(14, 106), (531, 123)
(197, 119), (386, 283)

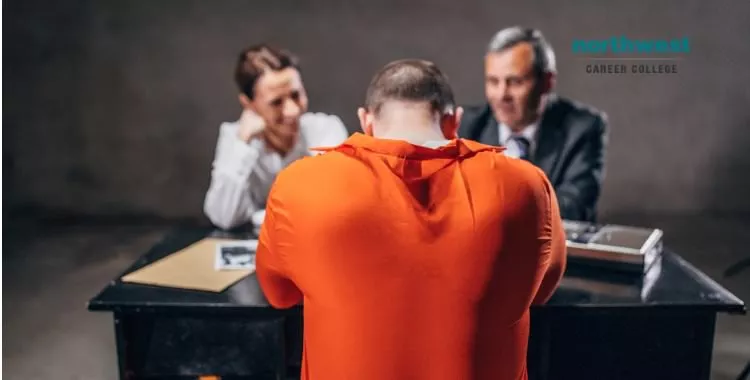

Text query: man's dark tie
(510, 136), (531, 161)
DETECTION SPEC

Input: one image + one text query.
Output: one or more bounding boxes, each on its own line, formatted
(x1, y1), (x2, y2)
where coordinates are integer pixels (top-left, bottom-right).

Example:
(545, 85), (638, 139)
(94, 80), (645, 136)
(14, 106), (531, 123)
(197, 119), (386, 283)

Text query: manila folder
(121, 238), (253, 292)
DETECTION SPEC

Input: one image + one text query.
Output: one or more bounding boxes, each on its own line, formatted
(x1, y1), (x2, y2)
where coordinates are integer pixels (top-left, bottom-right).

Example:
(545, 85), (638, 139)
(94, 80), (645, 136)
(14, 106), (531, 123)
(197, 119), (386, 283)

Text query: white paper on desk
(215, 240), (258, 271)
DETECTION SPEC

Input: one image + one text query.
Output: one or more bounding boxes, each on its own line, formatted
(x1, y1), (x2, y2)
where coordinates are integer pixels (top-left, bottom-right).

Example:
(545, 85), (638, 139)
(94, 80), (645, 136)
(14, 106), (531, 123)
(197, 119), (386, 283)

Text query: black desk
(89, 228), (745, 380)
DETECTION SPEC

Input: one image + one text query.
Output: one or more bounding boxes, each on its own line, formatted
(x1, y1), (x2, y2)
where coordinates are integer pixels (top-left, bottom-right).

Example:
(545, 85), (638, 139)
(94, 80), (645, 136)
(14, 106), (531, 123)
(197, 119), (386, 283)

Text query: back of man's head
(358, 59), (461, 141)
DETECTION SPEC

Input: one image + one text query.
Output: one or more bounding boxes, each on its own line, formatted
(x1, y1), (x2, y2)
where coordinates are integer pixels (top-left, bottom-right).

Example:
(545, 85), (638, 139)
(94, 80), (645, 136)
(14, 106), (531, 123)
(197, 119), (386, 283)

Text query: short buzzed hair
(487, 27), (556, 77)
(235, 44), (299, 99)
(364, 59), (455, 116)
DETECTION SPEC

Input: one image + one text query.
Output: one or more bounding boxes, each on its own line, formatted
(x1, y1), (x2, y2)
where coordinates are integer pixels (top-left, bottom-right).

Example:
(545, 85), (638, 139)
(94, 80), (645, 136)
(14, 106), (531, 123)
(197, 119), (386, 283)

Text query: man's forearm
(555, 177), (602, 222)
(532, 180), (567, 305)
(557, 193), (585, 221)
(255, 193), (303, 309)
(555, 115), (607, 222)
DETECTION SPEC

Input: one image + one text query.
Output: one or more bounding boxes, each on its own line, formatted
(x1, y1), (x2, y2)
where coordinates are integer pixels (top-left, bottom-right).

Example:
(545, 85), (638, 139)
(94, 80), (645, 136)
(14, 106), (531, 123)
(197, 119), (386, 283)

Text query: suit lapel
(533, 96), (567, 177)
(478, 109), (500, 146)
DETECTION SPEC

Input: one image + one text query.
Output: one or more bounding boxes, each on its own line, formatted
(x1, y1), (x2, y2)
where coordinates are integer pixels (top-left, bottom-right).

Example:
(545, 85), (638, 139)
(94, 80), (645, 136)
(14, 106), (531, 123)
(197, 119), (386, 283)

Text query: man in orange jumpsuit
(256, 59), (566, 380)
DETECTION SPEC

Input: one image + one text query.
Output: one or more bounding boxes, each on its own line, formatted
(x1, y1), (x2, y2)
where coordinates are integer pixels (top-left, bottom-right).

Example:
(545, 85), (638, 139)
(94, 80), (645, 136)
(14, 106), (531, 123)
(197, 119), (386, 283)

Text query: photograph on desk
(215, 240), (258, 271)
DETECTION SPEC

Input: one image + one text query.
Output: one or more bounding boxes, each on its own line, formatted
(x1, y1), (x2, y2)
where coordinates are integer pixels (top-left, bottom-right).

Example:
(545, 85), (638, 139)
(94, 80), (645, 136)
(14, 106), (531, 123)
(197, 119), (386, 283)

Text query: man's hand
(263, 122), (299, 157)
(237, 109), (266, 143)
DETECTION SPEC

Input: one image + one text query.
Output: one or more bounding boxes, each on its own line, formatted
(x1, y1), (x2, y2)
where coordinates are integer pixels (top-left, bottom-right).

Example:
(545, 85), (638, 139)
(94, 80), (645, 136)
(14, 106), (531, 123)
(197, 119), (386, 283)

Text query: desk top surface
(88, 228), (745, 315)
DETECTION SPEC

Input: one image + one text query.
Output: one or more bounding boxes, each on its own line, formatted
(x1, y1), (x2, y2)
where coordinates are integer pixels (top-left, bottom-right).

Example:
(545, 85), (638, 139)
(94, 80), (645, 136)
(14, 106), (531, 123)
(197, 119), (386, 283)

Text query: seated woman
(204, 44), (348, 230)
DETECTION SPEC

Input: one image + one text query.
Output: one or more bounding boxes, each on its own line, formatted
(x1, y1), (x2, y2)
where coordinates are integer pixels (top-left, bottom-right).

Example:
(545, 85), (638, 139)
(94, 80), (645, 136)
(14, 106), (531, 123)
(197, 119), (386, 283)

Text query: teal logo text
(572, 36), (690, 54)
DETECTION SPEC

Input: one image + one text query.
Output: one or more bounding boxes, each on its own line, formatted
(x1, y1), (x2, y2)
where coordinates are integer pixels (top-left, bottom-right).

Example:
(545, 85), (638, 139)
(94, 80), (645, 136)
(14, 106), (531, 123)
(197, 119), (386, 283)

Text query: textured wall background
(5, 0), (750, 221)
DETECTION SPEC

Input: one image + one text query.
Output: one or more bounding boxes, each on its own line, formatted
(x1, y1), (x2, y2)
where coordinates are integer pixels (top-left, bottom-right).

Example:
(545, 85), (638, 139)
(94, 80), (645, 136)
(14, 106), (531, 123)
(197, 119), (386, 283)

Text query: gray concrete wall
(5, 0), (750, 220)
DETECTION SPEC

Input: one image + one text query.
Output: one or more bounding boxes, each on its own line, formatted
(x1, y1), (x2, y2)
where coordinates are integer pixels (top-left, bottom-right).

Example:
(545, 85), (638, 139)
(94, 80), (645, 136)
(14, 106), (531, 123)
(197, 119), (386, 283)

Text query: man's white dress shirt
(498, 122), (538, 159)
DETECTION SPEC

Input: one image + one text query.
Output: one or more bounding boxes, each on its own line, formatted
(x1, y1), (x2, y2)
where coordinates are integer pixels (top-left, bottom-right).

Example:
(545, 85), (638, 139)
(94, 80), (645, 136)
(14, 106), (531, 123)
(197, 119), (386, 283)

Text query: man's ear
(357, 107), (374, 136)
(440, 106), (463, 139)
(541, 72), (556, 94)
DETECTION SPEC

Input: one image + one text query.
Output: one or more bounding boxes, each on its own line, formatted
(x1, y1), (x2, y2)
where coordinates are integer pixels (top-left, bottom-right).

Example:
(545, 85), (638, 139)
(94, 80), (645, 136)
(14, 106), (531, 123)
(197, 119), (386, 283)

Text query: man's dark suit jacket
(459, 95), (608, 222)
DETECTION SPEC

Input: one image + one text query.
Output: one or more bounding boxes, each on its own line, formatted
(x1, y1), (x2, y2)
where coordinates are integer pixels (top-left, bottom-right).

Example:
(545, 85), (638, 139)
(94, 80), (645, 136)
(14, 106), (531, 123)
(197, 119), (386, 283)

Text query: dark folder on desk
(121, 238), (253, 292)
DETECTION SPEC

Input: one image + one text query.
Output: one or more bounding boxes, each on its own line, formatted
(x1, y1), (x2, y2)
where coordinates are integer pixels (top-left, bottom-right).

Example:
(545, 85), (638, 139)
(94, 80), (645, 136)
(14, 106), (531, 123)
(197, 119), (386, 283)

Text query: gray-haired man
(459, 26), (609, 222)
